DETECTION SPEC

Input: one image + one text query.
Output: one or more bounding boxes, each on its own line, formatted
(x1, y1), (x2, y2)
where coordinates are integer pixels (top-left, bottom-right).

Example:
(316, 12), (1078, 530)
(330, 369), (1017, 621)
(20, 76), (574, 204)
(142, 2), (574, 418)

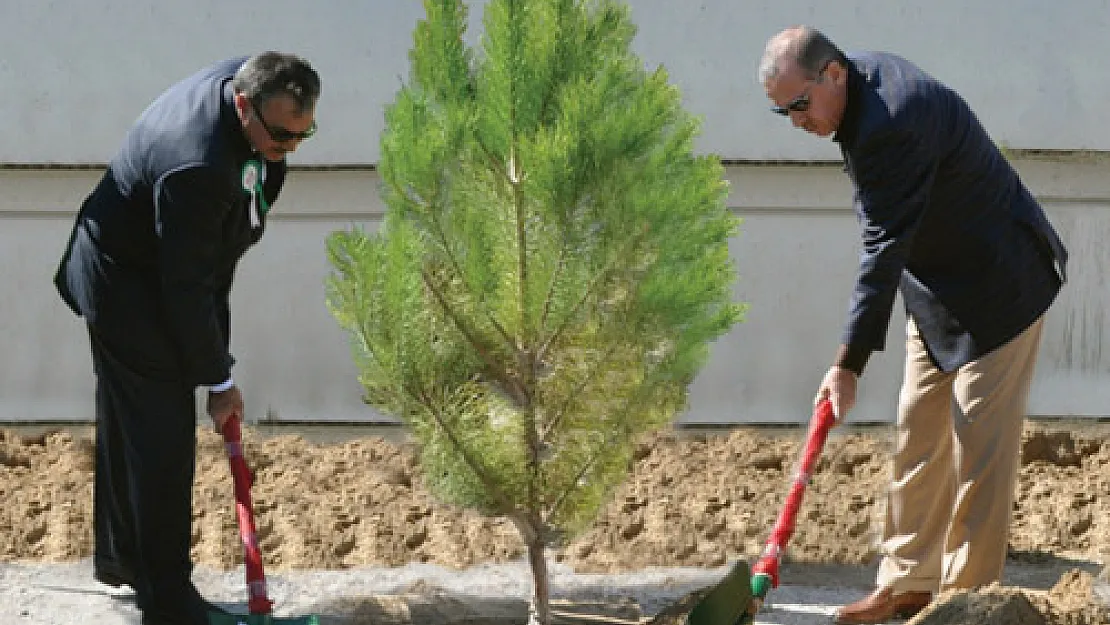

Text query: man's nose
(790, 112), (807, 129)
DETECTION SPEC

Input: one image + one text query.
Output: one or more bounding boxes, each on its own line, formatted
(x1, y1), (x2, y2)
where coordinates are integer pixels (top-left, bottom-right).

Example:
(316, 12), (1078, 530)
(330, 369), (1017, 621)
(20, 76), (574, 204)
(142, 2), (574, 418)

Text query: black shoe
(140, 601), (228, 625)
(140, 583), (229, 625)
(140, 608), (226, 625)
(94, 559), (137, 588)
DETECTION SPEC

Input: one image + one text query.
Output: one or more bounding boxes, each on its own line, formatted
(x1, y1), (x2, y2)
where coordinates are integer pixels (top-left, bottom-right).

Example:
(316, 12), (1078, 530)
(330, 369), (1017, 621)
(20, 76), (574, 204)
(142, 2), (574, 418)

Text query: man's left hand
(207, 385), (244, 433)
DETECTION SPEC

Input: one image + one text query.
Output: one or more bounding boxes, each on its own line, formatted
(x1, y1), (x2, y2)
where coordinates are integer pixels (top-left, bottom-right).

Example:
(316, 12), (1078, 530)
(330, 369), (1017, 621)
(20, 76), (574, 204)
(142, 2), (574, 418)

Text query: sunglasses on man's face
(771, 92), (812, 116)
(770, 68), (826, 117)
(250, 99), (317, 142)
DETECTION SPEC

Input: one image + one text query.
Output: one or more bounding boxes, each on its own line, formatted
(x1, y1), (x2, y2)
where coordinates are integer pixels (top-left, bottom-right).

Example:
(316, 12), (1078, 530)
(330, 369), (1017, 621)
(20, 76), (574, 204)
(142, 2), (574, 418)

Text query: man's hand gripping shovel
(683, 399), (837, 625)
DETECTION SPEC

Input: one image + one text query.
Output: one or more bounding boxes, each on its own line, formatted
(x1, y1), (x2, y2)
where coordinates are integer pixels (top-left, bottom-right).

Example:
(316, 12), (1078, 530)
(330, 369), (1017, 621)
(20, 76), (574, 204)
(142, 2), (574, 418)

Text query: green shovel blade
(207, 611), (319, 625)
(684, 560), (754, 625)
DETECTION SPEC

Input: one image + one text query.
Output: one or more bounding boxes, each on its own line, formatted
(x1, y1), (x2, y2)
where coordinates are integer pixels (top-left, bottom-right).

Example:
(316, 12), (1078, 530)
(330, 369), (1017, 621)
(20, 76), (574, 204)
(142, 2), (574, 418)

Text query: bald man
(758, 27), (1067, 624)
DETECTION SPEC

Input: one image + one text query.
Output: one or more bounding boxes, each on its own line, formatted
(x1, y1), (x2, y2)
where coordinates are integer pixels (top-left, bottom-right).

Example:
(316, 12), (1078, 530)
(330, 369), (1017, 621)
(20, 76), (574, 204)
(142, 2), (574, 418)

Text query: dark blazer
(55, 57), (286, 386)
(834, 52), (1067, 373)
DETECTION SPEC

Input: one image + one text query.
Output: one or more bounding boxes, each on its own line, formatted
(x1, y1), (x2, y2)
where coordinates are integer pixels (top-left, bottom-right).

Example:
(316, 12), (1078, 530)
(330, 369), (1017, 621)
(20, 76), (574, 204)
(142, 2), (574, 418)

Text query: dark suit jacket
(55, 57), (286, 386)
(834, 52), (1067, 373)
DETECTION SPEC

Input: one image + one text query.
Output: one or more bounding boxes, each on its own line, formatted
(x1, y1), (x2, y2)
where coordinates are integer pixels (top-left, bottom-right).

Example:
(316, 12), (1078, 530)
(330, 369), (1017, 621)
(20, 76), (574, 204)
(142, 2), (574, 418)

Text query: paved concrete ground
(0, 559), (861, 624)
(2, 557), (1101, 625)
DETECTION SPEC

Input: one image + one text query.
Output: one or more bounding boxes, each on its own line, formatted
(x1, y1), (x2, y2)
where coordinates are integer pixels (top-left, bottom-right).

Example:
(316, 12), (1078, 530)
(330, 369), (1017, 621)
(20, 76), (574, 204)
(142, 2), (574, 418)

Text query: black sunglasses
(770, 67), (827, 117)
(250, 99), (317, 142)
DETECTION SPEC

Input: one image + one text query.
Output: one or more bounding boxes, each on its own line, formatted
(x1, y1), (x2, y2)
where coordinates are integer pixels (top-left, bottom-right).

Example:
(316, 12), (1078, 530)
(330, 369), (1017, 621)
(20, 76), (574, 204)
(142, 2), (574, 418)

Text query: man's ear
(826, 60), (847, 86)
(233, 92), (250, 121)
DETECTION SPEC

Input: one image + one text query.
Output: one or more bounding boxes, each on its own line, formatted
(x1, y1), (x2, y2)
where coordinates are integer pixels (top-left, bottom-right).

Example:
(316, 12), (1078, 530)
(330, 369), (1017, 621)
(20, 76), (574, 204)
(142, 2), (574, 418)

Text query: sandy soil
(0, 422), (1107, 624)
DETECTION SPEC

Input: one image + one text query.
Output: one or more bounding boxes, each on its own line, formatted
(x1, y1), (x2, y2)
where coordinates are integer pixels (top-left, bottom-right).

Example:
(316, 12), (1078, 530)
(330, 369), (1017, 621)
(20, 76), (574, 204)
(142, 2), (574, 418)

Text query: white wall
(2, 2), (1108, 423)
(4, 156), (1108, 424)
(0, 170), (381, 422)
(685, 156), (1110, 423)
(1, 0), (1107, 165)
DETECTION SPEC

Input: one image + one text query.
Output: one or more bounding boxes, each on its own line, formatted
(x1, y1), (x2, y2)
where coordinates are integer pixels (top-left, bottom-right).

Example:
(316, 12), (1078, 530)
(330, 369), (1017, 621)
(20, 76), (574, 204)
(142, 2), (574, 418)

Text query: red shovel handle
(751, 398), (836, 588)
(221, 417), (274, 615)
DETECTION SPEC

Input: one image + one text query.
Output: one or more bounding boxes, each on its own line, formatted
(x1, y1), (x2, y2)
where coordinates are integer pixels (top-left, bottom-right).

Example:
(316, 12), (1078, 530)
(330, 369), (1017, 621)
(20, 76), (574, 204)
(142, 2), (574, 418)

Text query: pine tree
(326, 1), (743, 622)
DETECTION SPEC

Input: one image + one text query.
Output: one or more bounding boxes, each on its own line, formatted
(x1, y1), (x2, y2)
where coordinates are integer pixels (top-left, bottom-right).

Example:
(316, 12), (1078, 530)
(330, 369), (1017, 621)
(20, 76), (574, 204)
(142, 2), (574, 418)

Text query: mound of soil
(0, 422), (1107, 623)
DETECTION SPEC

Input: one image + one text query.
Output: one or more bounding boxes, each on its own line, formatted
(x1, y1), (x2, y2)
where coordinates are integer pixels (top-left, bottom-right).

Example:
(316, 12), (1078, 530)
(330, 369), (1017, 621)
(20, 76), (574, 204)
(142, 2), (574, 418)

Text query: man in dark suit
(54, 52), (320, 625)
(758, 27), (1067, 624)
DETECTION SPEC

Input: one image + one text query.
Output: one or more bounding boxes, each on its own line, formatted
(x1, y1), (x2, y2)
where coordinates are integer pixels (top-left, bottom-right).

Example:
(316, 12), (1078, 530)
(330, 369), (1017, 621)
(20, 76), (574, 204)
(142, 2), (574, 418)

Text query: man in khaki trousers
(758, 27), (1067, 624)
(884, 317), (1043, 591)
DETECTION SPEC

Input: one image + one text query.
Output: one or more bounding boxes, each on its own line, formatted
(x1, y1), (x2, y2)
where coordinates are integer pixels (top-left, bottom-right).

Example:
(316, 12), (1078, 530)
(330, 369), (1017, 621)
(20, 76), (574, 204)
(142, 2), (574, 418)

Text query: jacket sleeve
(841, 126), (938, 371)
(154, 166), (237, 386)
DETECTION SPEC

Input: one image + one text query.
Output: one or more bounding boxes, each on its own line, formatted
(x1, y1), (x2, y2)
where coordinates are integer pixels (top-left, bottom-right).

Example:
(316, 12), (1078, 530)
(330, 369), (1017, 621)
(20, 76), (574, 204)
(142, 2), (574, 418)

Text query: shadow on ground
(1003, 550), (1103, 590)
(309, 594), (644, 625)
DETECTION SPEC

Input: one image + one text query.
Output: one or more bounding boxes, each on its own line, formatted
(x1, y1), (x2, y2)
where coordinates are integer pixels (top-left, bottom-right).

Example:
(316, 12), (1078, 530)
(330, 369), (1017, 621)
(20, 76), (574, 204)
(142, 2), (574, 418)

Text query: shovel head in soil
(682, 559), (753, 625)
(208, 612), (320, 625)
(680, 399), (837, 625)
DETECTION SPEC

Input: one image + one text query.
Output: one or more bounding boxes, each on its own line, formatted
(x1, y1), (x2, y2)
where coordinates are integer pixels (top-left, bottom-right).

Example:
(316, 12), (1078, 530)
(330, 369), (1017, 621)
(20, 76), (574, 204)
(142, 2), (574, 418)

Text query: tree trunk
(527, 535), (551, 625)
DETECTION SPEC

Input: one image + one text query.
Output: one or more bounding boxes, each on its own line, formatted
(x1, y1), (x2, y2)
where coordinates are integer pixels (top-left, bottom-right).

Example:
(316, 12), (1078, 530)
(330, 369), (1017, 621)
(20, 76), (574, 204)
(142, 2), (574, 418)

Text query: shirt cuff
(834, 344), (870, 376)
(206, 377), (234, 393)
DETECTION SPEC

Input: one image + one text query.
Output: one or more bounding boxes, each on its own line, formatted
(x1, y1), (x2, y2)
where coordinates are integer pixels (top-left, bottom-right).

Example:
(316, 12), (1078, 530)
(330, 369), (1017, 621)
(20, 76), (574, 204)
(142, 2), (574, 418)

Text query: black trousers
(89, 326), (198, 611)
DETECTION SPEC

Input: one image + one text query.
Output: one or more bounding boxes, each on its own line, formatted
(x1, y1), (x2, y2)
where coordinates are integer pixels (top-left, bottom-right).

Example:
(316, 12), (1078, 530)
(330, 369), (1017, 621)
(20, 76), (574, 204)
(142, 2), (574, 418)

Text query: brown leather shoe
(833, 587), (932, 624)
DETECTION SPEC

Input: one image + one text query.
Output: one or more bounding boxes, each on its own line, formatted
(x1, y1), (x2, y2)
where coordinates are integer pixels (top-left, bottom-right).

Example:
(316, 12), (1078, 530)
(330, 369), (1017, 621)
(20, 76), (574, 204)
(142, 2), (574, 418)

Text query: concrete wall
(2, 1), (1109, 423)
(4, 155), (1109, 424)
(1, 0), (1108, 165)
(688, 155), (1110, 423)
(0, 169), (379, 422)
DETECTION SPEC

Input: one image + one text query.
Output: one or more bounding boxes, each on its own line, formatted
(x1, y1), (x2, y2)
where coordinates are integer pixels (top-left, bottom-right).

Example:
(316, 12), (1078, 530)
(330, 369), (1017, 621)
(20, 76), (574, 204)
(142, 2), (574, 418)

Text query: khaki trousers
(877, 315), (1045, 593)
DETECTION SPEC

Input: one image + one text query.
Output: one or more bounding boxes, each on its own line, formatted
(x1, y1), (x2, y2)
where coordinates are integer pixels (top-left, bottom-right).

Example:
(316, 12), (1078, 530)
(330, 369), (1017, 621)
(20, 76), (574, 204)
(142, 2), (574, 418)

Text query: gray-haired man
(759, 26), (1066, 625)
(55, 52), (320, 625)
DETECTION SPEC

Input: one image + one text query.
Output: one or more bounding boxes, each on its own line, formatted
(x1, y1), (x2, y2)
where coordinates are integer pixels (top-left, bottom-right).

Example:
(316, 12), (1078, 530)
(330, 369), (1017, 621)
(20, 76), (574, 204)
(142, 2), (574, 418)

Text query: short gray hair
(232, 51), (321, 113)
(758, 26), (847, 84)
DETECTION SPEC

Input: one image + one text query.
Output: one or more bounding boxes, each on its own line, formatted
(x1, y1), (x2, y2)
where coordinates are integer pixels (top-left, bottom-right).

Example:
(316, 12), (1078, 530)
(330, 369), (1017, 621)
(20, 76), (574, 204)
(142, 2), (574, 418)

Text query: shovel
(685, 398), (837, 625)
(208, 416), (319, 625)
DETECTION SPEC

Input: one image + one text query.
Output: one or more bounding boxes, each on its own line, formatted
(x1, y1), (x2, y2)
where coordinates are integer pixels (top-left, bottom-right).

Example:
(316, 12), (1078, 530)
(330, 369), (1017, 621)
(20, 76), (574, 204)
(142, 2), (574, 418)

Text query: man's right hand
(207, 385), (243, 433)
(815, 365), (857, 424)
